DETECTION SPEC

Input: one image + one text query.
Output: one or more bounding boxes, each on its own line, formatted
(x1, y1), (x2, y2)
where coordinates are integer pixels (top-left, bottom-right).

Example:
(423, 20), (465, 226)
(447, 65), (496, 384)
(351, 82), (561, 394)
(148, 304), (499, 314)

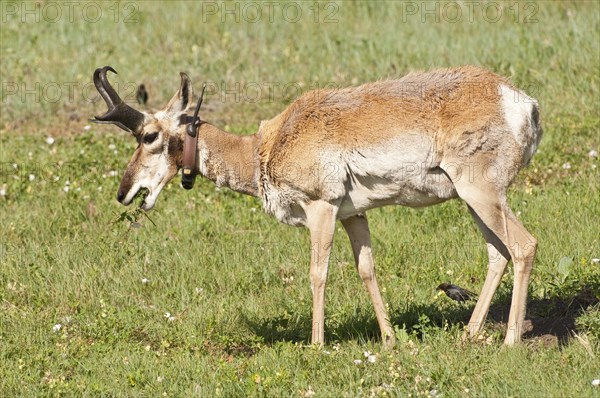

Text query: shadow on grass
(242, 312), (312, 345)
(488, 282), (599, 346)
(243, 283), (598, 347)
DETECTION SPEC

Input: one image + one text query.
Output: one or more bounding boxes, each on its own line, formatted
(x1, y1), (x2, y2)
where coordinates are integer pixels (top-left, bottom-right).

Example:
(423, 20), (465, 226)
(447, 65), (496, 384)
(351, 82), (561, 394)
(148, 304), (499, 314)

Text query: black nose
(117, 190), (125, 203)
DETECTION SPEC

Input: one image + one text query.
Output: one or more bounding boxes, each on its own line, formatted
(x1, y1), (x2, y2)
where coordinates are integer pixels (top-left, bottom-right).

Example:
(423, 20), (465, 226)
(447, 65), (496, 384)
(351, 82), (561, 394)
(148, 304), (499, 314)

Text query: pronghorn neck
(194, 123), (259, 197)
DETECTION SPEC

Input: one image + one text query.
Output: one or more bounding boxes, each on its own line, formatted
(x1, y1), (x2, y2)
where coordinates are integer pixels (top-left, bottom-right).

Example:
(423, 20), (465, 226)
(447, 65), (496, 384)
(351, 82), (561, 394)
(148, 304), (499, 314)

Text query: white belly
(338, 166), (457, 219)
(261, 134), (458, 225)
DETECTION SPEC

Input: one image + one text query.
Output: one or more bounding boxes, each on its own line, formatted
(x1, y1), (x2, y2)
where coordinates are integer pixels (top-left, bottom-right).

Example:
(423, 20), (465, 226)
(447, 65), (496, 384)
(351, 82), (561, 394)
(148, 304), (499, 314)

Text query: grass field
(1, 1), (599, 396)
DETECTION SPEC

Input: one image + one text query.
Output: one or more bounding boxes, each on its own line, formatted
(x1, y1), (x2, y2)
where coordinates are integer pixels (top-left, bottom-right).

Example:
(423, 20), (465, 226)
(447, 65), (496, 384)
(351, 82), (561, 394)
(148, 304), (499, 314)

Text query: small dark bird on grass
(136, 84), (148, 106)
(437, 283), (477, 302)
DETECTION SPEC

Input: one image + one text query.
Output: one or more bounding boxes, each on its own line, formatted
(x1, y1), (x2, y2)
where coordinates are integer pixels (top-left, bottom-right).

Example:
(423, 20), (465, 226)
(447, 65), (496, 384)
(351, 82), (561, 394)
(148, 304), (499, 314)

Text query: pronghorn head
(92, 66), (194, 210)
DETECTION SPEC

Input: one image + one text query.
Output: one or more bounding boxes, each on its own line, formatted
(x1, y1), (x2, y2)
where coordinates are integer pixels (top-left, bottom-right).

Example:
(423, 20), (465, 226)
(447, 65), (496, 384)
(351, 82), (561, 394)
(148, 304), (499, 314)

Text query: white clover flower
(108, 143), (117, 150)
(429, 389), (439, 397)
(52, 324), (62, 332)
(592, 379), (600, 387)
(63, 186), (69, 193)
(29, 174), (35, 181)
(141, 278), (150, 284)
(46, 136), (55, 145)
(353, 359), (362, 365)
(589, 149), (598, 158)
(0, 187), (6, 197)
(591, 258), (600, 264)
(367, 354), (376, 363)
(164, 312), (175, 322)
(562, 162), (571, 169)
(363, 351), (371, 358)
(84, 125), (92, 131)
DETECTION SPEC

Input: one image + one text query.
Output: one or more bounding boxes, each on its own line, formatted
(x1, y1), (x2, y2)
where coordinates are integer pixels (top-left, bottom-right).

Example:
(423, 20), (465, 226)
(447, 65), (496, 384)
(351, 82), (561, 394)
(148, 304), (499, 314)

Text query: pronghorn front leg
(341, 214), (395, 348)
(305, 201), (337, 346)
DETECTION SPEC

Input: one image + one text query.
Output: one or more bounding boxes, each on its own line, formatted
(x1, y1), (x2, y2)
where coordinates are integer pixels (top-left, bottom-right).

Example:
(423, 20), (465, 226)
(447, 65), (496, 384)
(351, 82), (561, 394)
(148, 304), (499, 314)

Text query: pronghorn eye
(143, 132), (159, 144)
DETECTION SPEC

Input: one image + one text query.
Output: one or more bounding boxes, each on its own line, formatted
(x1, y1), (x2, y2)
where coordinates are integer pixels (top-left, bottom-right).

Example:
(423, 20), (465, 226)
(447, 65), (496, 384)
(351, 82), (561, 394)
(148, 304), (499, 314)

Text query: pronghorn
(92, 65), (542, 348)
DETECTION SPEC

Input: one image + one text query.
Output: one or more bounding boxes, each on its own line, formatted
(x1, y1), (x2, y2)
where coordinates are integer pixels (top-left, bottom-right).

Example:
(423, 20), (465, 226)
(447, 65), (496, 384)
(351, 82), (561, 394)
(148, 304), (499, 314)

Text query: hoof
(382, 331), (396, 349)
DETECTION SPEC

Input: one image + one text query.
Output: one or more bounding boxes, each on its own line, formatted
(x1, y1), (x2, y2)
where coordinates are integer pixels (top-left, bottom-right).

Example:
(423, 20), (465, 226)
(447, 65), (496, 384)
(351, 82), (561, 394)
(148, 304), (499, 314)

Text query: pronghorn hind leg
(305, 201), (338, 346)
(444, 162), (537, 345)
(341, 214), (395, 349)
(502, 210), (537, 344)
(464, 206), (510, 340)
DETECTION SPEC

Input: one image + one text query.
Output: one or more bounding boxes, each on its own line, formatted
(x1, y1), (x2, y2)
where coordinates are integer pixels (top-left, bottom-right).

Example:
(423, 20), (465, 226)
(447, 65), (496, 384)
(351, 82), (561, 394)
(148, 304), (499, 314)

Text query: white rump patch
(499, 84), (542, 164)
(499, 84), (533, 142)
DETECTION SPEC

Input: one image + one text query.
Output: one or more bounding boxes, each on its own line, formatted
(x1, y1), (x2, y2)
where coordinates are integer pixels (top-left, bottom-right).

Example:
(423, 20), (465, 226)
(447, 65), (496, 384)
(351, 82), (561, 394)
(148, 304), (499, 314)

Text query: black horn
(91, 66), (145, 134)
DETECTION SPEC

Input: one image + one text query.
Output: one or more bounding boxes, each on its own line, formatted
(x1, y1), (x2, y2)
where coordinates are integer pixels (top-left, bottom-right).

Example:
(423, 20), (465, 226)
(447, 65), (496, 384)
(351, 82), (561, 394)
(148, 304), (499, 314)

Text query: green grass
(1, 1), (599, 396)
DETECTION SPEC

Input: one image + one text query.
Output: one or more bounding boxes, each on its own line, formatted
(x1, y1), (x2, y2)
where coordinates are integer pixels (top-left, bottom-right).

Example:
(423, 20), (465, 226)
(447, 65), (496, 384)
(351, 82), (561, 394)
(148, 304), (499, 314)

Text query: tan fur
(111, 65), (541, 348)
(259, 66), (512, 198)
(196, 124), (259, 195)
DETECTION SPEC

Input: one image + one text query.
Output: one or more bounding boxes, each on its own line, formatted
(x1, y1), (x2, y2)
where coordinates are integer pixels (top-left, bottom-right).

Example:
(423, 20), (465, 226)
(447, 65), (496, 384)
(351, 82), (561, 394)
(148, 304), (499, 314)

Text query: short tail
(524, 102), (543, 165)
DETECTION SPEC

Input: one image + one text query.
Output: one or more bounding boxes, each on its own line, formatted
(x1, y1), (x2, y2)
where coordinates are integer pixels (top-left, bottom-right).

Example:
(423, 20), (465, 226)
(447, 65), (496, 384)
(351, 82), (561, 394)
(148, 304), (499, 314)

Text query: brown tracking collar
(181, 84), (206, 190)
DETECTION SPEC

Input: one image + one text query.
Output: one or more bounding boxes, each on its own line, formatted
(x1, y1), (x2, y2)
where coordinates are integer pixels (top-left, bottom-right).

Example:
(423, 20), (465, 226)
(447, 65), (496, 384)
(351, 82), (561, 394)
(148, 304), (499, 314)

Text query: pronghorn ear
(165, 72), (193, 116)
